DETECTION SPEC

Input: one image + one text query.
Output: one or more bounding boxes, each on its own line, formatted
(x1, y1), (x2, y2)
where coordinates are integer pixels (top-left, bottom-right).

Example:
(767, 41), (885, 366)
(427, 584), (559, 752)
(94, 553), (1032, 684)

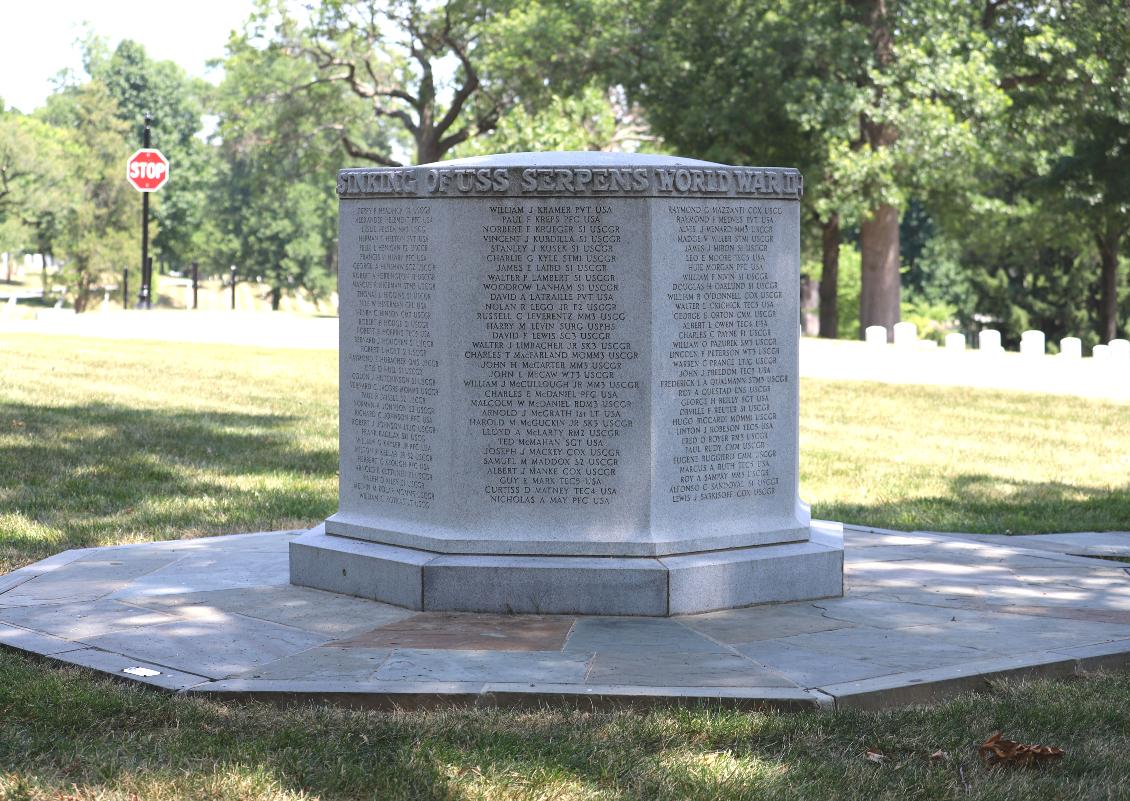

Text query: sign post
(126, 114), (169, 309)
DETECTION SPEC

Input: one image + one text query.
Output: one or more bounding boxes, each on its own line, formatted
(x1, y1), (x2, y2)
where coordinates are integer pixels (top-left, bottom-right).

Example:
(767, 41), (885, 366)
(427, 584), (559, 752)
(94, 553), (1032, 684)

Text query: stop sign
(126, 148), (170, 192)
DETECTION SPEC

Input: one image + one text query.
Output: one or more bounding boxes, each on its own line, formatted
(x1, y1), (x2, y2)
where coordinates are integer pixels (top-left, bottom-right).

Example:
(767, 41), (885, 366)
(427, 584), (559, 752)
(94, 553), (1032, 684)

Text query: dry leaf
(930, 749), (949, 762)
(978, 731), (1065, 767)
(865, 748), (886, 763)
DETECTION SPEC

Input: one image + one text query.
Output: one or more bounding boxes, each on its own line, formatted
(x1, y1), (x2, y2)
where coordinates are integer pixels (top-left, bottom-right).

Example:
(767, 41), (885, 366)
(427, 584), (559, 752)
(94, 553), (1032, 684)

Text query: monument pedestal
(291, 152), (843, 616)
(291, 522), (842, 616)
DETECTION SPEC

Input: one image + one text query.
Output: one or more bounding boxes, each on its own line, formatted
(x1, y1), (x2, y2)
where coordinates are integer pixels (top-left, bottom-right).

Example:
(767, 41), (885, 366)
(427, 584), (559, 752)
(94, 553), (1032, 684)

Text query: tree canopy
(0, 0), (1124, 342)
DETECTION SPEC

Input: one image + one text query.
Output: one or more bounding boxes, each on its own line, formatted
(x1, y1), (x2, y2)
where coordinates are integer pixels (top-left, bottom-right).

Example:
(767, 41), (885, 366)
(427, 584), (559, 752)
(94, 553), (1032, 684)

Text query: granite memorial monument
(290, 152), (843, 615)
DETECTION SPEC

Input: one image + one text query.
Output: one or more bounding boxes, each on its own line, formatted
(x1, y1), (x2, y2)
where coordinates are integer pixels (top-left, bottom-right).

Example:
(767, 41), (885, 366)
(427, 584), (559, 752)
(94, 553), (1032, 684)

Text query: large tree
(38, 82), (135, 312)
(211, 20), (354, 309)
(1016, 0), (1130, 342)
(258, 0), (519, 165)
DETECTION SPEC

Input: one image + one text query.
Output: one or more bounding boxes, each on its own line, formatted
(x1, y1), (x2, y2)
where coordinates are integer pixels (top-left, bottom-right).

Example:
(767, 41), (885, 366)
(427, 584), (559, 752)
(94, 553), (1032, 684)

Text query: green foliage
(455, 85), (656, 156)
(37, 81), (135, 311)
(900, 298), (958, 343)
(835, 245), (861, 341)
(211, 22), (350, 308)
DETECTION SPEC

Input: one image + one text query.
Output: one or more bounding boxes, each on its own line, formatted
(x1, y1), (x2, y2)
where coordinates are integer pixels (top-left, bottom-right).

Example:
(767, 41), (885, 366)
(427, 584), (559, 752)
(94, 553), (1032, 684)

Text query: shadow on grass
(814, 472), (1130, 535)
(0, 400), (337, 567)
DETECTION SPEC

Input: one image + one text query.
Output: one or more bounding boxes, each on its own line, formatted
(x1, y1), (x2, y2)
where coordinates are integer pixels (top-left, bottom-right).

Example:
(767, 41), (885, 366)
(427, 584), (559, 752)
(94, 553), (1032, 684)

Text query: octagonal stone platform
(291, 522), (843, 616)
(2, 523), (1128, 711)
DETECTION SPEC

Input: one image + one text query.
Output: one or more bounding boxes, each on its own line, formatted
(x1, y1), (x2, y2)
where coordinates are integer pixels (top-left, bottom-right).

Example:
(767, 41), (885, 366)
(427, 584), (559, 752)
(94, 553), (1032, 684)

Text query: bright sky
(0, 0), (259, 113)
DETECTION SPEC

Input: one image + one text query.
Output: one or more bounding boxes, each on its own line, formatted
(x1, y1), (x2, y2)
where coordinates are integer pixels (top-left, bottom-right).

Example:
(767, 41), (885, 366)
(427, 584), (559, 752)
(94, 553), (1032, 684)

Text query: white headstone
(290, 152), (842, 616)
(892, 321), (917, 347)
(1110, 339), (1130, 361)
(979, 329), (1002, 353)
(1059, 337), (1082, 359)
(865, 325), (887, 346)
(1020, 330), (1045, 357)
(1093, 344), (1111, 361)
(944, 332), (965, 352)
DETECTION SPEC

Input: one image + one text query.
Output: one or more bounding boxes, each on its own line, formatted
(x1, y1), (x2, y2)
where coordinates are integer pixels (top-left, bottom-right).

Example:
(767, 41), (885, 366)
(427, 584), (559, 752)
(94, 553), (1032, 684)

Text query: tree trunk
(416, 134), (442, 165)
(271, 285), (282, 312)
(819, 214), (840, 338)
(1097, 230), (1120, 343)
(859, 203), (901, 339)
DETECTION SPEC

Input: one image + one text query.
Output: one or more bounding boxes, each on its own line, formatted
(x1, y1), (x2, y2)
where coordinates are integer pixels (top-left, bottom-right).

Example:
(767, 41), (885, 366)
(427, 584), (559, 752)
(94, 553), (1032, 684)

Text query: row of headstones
(865, 323), (1130, 361)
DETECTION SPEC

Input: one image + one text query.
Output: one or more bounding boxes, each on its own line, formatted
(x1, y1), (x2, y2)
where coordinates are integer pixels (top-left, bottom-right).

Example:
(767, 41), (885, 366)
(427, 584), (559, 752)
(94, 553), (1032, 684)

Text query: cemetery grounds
(0, 330), (1127, 801)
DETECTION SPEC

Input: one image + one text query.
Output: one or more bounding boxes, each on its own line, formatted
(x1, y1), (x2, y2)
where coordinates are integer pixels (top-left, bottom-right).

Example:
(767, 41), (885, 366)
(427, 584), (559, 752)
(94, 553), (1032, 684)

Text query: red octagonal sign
(126, 148), (170, 192)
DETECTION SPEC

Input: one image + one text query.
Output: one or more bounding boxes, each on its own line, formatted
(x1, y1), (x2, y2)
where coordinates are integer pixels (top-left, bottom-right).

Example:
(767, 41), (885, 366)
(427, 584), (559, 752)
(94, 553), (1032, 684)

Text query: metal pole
(230, 265), (236, 310)
(123, 268), (129, 308)
(145, 257), (153, 308)
(139, 113), (152, 309)
(192, 261), (199, 310)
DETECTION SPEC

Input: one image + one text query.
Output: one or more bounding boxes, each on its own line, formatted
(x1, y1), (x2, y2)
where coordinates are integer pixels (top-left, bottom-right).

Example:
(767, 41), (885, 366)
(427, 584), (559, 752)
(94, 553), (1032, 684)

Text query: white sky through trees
(0, 0), (256, 113)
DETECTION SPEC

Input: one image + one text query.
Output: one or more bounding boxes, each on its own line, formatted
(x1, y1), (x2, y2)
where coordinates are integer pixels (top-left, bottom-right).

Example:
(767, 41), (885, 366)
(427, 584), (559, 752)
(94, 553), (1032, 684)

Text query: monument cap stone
(291, 151), (843, 615)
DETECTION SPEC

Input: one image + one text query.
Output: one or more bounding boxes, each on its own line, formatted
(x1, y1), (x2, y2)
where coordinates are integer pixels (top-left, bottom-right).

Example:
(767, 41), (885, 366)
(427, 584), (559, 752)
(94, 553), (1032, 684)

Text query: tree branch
(433, 36), (480, 138)
(342, 135), (403, 167)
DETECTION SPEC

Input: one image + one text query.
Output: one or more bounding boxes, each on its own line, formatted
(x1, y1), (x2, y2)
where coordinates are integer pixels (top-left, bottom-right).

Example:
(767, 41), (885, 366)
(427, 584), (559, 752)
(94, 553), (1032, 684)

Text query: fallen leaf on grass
(930, 750), (949, 762)
(978, 732), (1065, 767)
(865, 748), (886, 763)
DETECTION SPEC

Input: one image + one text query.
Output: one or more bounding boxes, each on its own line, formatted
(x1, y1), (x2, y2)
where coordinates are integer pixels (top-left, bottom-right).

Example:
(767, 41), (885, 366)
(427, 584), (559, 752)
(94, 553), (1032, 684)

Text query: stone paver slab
(375, 648), (590, 683)
(0, 552), (183, 605)
(678, 602), (853, 644)
(0, 547), (99, 595)
(0, 600), (180, 640)
(125, 585), (412, 637)
(0, 622), (86, 656)
(819, 652), (1079, 711)
(563, 617), (727, 654)
(332, 612), (576, 651)
(736, 639), (901, 687)
(776, 625), (999, 669)
(585, 650), (797, 688)
(110, 550), (290, 598)
(233, 646), (393, 680)
(50, 647), (211, 691)
(82, 615), (331, 679)
(812, 598), (986, 630)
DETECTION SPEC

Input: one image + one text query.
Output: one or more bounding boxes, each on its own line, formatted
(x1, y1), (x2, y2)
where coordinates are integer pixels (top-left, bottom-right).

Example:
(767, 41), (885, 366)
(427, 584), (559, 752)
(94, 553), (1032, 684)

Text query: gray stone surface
(374, 648), (590, 683)
(0, 600), (179, 640)
(663, 538), (844, 614)
(290, 525), (430, 608)
(233, 647), (393, 680)
(3, 527), (1128, 710)
(585, 651), (796, 687)
(423, 554), (669, 615)
(295, 152), (842, 615)
(563, 617), (727, 653)
(81, 614), (331, 679)
(0, 622), (87, 655)
(49, 647), (211, 691)
(127, 583), (413, 637)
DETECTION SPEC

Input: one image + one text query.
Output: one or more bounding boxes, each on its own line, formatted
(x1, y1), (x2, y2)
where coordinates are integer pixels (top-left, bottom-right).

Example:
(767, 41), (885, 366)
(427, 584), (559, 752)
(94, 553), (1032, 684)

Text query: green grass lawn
(1, 332), (1128, 801)
(1, 334), (1127, 576)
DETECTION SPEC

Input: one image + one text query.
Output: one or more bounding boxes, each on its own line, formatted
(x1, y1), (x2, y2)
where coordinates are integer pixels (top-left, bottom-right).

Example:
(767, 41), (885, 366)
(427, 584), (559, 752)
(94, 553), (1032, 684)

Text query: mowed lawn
(1, 332), (1129, 801)
(1, 333), (1127, 575)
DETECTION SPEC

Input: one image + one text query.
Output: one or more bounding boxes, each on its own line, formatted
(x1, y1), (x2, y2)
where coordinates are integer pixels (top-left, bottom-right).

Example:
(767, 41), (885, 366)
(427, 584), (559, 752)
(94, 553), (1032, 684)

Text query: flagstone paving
(1, 524), (1128, 711)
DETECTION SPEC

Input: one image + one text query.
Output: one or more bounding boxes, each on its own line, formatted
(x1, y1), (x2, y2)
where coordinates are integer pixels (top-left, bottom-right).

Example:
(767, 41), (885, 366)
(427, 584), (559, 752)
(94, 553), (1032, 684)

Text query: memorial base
(290, 522), (844, 616)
